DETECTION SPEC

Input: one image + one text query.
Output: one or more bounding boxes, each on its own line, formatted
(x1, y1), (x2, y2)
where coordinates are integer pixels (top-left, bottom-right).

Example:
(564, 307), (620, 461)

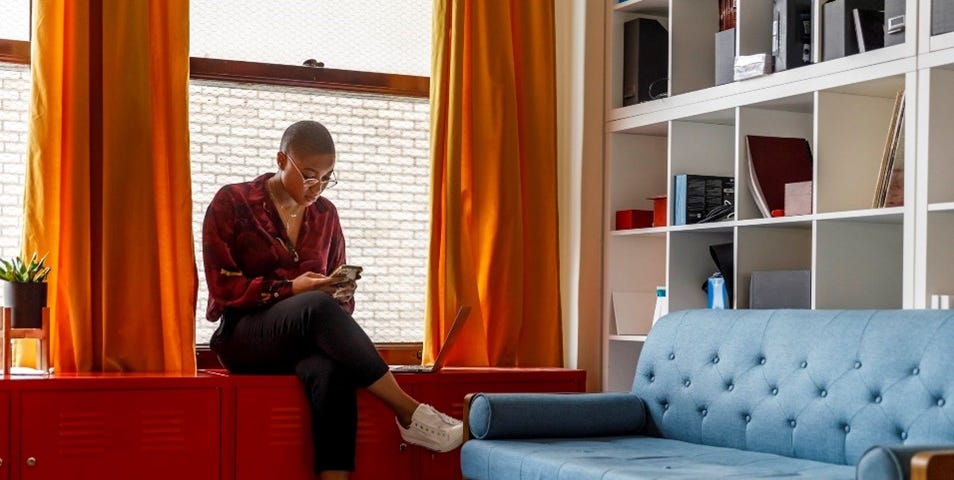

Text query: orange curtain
(426, 0), (563, 367)
(22, 0), (196, 373)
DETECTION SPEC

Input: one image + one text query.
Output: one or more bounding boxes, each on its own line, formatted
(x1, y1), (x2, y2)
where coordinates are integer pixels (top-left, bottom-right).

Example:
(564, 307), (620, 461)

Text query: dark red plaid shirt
(202, 173), (353, 321)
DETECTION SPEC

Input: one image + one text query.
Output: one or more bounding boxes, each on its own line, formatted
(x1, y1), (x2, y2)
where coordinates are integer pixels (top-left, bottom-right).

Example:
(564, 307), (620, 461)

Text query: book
(673, 175), (734, 225)
(873, 89), (905, 208)
(883, 167), (904, 207)
(853, 8), (885, 53)
(746, 136), (814, 217)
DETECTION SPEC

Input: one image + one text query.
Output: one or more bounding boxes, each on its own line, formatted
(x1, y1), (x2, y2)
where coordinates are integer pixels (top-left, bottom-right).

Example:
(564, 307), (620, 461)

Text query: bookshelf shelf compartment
(613, 0), (668, 15)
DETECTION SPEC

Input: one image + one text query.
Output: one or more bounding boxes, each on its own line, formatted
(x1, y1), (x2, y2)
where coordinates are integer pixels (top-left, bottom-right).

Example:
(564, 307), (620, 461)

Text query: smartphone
(330, 264), (363, 283)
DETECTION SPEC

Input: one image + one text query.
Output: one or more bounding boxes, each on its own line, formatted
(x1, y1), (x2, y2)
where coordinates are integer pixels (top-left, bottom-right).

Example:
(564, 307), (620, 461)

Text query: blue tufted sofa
(460, 309), (954, 479)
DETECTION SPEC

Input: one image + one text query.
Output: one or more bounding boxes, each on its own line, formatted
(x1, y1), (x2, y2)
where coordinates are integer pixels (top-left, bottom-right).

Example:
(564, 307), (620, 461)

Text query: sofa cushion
(468, 392), (646, 440)
(633, 309), (954, 466)
(460, 436), (855, 480)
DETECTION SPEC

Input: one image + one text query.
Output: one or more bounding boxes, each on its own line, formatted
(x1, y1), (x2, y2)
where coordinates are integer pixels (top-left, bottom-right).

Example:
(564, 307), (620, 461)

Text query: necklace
(267, 179), (303, 218)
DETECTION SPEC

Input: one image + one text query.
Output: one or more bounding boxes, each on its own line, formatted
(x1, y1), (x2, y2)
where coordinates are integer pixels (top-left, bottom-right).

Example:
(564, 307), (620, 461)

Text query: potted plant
(1, 252), (51, 329)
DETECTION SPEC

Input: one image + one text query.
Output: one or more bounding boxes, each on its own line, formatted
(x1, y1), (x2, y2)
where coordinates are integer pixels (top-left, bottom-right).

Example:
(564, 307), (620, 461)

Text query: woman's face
(278, 150), (336, 206)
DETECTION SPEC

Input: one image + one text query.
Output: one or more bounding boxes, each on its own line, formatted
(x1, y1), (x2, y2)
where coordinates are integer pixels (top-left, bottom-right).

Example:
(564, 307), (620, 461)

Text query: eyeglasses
(283, 152), (338, 189)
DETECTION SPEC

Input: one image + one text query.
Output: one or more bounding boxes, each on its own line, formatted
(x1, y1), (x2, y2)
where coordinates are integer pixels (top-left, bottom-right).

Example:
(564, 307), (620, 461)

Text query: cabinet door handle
(26, 457), (37, 467)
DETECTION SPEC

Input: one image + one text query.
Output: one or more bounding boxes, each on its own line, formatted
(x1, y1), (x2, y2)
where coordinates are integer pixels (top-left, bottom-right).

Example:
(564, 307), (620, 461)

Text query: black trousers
(210, 291), (390, 473)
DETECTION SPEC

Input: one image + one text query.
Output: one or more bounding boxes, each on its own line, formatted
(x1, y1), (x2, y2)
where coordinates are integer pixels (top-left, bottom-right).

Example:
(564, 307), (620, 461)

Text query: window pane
(190, 80), (430, 343)
(190, 0), (432, 77)
(0, 0), (30, 41)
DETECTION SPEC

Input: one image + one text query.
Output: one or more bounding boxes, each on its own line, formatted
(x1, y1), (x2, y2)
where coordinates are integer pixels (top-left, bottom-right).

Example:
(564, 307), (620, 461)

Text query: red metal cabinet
(352, 389), (413, 480)
(229, 375), (413, 480)
(0, 391), (9, 480)
(232, 380), (313, 480)
(15, 384), (220, 480)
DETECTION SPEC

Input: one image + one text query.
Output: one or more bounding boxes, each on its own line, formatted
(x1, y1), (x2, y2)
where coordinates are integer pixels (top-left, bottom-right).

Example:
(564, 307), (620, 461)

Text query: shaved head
(280, 120), (336, 156)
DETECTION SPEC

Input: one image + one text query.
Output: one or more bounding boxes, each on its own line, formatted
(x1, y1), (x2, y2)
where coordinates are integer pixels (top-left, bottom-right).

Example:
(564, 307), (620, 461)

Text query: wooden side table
(1, 306), (50, 375)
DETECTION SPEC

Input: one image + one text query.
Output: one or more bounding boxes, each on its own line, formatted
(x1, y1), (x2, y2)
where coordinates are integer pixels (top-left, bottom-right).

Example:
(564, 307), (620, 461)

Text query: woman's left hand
(332, 279), (357, 303)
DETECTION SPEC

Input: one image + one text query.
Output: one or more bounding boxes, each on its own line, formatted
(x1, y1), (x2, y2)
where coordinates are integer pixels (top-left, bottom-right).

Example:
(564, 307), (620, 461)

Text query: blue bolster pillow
(856, 445), (954, 480)
(467, 392), (646, 440)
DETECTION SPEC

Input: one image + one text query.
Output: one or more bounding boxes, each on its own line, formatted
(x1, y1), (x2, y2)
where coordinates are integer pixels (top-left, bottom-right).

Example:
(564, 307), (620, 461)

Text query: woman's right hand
(290, 271), (340, 296)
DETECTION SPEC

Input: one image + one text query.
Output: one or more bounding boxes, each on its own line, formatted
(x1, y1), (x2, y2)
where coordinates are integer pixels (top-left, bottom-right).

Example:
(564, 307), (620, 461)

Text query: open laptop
(389, 305), (472, 373)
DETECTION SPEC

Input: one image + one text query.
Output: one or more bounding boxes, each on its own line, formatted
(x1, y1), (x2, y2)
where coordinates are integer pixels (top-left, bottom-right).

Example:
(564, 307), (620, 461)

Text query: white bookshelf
(601, 0), (946, 391)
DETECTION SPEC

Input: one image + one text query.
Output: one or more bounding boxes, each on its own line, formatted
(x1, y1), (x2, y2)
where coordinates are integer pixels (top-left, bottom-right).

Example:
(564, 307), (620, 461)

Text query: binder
(622, 18), (668, 105)
(823, 0), (884, 61)
(772, 0), (813, 72)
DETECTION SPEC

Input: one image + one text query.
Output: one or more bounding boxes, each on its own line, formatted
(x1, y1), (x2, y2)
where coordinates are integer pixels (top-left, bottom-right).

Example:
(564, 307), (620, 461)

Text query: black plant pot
(2, 281), (48, 329)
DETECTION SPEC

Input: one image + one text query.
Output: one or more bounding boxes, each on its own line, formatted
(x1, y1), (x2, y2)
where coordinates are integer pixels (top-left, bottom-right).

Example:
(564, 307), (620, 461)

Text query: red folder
(746, 136), (813, 217)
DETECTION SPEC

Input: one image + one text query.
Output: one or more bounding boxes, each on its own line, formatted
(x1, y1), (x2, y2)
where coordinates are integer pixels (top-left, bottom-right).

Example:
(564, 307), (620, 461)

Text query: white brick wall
(0, 63), (29, 308)
(0, 63), (430, 344)
(189, 80), (430, 343)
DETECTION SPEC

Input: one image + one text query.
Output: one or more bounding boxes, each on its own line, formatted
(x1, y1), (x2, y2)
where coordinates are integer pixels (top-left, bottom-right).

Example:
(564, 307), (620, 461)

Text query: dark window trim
(0, 39), (29, 65)
(0, 42), (429, 98)
(190, 57), (429, 98)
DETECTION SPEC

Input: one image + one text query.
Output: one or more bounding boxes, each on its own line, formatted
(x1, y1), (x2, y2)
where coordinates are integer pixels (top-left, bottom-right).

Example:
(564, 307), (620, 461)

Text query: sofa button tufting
(701, 409), (708, 417)
(912, 367), (920, 375)
(759, 357), (766, 365)
(874, 395), (882, 404)
(712, 356), (719, 364)
(900, 431), (908, 440)
(649, 374), (655, 382)
(938, 398), (946, 407)
(844, 425), (851, 433)
(684, 380), (691, 387)
(771, 387), (778, 396)
(662, 402), (669, 410)
(727, 383), (734, 391)
(669, 353), (676, 360)
(854, 361), (862, 369)
(820, 389), (828, 397)
(789, 420), (796, 428)
(744, 415), (751, 423)
(800, 361), (808, 368)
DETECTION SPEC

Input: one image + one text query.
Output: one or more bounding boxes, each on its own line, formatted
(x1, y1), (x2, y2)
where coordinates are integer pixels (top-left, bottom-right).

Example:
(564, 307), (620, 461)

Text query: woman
(203, 120), (462, 479)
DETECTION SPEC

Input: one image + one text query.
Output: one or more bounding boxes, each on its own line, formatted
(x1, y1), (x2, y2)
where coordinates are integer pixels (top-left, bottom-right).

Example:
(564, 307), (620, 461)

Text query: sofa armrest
(463, 392), (646, 440)
(858, 445), (954, 480)
(912, 449), (954, 480)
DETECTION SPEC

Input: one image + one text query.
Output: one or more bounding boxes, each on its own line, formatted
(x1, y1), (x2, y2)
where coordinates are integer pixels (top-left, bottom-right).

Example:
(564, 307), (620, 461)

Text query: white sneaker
(396, 403), (464, 452)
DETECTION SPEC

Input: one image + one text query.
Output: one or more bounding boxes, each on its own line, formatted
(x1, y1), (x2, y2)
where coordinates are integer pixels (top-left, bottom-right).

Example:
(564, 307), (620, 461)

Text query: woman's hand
(332, 279), (357, 303)
(291, 271), (359, 303)
(291, 271), (340, 296)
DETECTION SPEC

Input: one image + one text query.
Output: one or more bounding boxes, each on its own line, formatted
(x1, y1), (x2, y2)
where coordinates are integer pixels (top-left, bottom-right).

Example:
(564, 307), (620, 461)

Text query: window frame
(2, 22), (431, 368)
